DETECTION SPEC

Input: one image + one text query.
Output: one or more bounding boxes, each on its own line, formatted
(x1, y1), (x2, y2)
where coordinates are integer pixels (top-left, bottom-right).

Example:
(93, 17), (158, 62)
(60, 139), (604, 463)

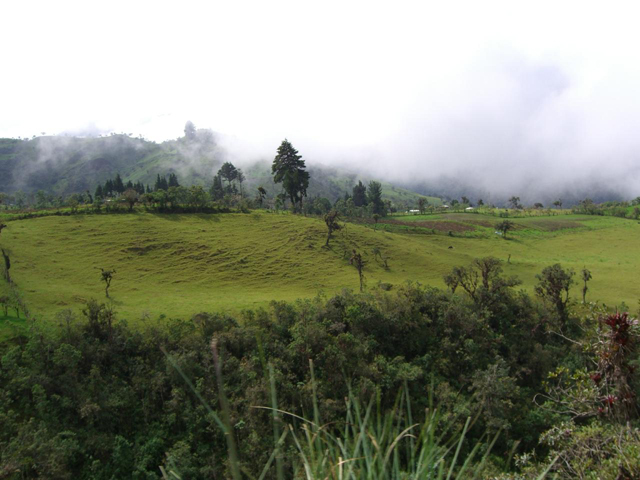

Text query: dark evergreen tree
(104, 179), (114, 196)
(210, 174), (224, 200)
(114, 174), (125, 193)
(368, 181), (384, 215)
(125, 180), (134, 190)
(95, 185), (104, 199)
(352, 181), (368, 207)
(168, 173), (180, 188)
(155, 175), (168, 191)
(272, 139), (310, 211)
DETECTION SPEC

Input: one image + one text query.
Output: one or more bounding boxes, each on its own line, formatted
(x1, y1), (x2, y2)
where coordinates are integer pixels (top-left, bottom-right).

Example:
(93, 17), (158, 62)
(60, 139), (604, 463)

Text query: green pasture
(0, 211), (639, 331)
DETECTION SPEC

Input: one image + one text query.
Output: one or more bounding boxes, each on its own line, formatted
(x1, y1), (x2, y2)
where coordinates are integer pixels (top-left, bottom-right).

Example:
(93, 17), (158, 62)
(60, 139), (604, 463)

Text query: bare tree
(350, 249), (365, 292)
(324, 210), (342, 247)
(581, 267), (592, 304)
(1, 248), (10, 283)
(97, 268), (116, 298)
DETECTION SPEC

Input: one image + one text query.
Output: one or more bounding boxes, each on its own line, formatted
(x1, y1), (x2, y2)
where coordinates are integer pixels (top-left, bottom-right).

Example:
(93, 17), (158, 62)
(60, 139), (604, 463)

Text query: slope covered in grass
(0, 211), (638, 329)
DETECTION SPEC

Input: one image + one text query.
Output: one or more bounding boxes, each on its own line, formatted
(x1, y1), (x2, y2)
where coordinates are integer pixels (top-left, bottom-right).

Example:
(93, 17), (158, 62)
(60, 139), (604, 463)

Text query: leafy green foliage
(495, 220), (515, 239)
(0, 279), (570, 478)
(534, 264), (575, 320)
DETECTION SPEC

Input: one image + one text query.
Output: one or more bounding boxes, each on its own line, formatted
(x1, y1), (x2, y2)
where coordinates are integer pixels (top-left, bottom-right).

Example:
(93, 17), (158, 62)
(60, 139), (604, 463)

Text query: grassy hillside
(1, 211), (638, 335)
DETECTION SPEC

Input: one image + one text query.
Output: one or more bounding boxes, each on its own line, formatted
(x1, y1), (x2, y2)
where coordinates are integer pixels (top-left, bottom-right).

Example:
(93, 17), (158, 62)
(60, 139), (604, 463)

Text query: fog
(3, 1), (640, 203)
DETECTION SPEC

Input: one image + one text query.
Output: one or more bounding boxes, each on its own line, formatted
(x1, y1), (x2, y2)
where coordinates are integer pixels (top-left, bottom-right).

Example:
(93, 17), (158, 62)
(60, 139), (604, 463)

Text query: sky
(3, 0), (640, 199)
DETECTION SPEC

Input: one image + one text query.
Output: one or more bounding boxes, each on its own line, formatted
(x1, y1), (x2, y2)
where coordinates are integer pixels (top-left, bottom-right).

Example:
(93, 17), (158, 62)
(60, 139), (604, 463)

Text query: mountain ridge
(0, 134), (440, 207)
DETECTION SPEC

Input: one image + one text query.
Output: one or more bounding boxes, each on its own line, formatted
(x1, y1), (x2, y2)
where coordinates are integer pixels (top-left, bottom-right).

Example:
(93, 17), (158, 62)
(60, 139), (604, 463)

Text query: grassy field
(1, 211), (639, 334)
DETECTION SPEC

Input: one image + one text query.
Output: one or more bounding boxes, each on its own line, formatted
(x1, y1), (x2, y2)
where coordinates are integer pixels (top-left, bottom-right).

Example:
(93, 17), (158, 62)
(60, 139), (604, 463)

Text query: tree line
(0, 138), (413, 217)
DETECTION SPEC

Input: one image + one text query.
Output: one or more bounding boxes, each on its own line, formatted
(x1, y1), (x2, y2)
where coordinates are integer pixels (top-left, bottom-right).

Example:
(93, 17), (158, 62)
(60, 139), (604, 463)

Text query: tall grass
(165, 348), (554, 479)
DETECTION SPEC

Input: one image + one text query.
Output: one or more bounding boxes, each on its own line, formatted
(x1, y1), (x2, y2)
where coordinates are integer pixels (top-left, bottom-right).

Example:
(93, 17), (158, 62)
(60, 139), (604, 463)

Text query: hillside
(0, 135), (440, 208)
(1, 211), (637, 333)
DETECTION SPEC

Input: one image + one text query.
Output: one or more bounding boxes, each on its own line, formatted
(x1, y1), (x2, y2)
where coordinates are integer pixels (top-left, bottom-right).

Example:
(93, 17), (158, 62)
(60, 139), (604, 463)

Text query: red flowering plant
(593, 311), (639, 421)
(536, 309), (639, 422)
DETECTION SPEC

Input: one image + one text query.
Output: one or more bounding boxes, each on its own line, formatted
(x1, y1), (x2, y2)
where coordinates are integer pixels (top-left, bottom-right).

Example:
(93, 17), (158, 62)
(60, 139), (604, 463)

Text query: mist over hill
(400, 175), (630, 208)
(0, 132), (437, 207)
(2, 128), (635, 208)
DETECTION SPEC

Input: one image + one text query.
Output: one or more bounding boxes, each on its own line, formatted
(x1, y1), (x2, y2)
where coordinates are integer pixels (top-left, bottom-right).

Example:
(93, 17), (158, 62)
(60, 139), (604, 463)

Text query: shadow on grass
(150, 212), (222, 223)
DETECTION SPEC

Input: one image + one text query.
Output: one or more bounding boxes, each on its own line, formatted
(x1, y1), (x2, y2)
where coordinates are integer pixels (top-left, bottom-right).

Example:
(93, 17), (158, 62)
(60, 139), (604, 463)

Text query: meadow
(1, 209), (639, 334)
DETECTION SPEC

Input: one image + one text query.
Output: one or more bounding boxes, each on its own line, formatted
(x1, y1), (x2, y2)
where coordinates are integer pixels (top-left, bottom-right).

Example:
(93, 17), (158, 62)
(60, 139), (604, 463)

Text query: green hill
(1, 211), (638, 336)
(0, 135), (439, 209)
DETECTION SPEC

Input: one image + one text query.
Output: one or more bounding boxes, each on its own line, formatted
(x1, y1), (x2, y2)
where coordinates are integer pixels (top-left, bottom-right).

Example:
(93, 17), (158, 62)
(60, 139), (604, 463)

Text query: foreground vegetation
(1, 273), (638, 478)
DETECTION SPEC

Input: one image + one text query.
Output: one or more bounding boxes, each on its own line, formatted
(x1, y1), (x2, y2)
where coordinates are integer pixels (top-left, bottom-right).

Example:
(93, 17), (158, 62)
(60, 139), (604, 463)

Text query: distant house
(408, 209), (420, 214)
(465, 207), (474, 211)
(442, 205), (450, 208)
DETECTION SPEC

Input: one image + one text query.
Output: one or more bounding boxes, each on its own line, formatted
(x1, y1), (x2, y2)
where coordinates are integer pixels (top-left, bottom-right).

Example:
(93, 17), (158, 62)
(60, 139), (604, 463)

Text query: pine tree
(271, 139), (309, 212)
(105, 179), (114, 196)
(352, 181), (368, 207)
(210, 174), (224, 200)
(368, 181), (385, 215)
(95, 184), (104, 199)
(168, 173), (180, 188)
(154, 175), (168, 191)
(114, 174), (125, 193)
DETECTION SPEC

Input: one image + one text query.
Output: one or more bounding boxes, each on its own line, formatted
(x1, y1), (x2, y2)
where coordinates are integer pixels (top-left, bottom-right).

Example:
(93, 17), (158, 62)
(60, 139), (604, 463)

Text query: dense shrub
(0, 282), (638, 478)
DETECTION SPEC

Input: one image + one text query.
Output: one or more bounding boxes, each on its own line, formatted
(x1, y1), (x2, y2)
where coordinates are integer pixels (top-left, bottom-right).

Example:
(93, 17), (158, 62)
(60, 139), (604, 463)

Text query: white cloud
(3, 0), (640, 198)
